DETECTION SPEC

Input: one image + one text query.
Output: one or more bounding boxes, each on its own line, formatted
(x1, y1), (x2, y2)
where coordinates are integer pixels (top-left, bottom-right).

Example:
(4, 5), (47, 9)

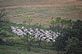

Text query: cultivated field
(0, 0), (82, 25)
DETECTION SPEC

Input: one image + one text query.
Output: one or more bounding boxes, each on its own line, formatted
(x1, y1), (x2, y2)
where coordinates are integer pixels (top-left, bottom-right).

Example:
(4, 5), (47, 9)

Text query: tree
(52, 18), (81, 54)
(0, 9), (7, 22)
(0, 9), (9, 28)
(49, 17), (73, 32)
(65, 37), (79, 54)
(64, 20), (82, 54)
(72, 20), (82, 39)
(54, 28), (71, 54)
(49, 17), (62, 31)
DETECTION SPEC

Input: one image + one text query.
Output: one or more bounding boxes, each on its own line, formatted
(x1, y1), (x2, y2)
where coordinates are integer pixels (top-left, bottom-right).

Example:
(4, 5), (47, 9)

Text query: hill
(0, 0), (76, 7)
(0, 0), (82, 25)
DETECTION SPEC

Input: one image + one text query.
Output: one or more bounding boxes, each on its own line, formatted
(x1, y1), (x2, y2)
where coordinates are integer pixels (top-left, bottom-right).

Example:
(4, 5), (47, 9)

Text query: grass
(0, 31), (57, 54)
(0, 43), (57, 54)
(5, 5), (82, 26)
(0, 0), (55, 7)
(0, 0), (82, 26)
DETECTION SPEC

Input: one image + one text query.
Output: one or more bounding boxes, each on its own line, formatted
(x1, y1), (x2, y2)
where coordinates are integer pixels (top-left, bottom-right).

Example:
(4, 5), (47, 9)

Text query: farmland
(0, 0), (82, 25)
(0, 0), (82, 54)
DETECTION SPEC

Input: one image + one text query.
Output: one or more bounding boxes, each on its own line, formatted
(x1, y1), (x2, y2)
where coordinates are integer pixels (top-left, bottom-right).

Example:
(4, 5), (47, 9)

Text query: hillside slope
(0, 0), (82, 25)
(0, 0), (77, 7)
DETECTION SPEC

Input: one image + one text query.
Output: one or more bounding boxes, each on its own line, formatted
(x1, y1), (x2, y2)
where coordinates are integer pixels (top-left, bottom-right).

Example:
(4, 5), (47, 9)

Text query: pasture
(0, 0), (82, 54)
(0, 37), (57, 54)
(0, 0), (82, 26)
(5, 5), (82, 26)
(0, 22), (59, 54)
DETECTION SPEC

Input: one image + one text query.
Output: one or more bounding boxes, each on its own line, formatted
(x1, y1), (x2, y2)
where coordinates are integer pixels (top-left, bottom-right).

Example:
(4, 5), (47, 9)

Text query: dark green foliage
(0, 9), (6, 22)
(50, 18), (82, 54)
(65, 20), (82, 54)
(65, 37), (79, 54)
(49, 17), (73, 32)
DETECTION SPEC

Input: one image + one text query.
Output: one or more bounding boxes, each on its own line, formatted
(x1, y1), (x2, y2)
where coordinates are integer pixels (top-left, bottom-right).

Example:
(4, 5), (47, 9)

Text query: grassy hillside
(0, 0), (82, 25)
(5, 5), (82, 25)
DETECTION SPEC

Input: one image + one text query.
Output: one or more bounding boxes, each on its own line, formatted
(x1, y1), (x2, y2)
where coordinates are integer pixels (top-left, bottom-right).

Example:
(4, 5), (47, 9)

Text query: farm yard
(0, 0), (82, 54)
